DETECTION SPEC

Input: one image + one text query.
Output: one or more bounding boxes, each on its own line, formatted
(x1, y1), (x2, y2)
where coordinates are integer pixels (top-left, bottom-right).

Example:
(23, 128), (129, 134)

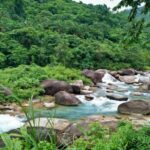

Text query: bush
(0, 64), (91, 102)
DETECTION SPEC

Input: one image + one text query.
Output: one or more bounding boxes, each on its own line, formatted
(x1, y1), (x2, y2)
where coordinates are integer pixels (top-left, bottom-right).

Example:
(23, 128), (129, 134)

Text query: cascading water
(0, 114), (24, 133)
(0, 73), (149, 132)
(38, 73), (137, 120)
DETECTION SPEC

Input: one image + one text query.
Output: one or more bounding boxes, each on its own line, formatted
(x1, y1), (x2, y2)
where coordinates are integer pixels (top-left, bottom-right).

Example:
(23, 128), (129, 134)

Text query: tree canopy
(0, 0), (149, 70)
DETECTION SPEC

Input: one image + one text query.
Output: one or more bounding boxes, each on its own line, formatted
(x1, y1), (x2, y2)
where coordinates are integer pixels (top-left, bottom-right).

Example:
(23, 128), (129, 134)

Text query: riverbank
(0, 67), (150, 134)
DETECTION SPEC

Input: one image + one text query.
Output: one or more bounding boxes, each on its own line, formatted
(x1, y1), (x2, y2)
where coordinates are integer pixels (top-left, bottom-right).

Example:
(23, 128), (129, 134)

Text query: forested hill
(0, 0), (150, 70)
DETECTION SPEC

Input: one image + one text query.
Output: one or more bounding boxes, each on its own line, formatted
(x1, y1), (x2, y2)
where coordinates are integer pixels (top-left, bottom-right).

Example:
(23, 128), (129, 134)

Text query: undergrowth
(0, 121), (150, 150)
(0, 64), (91, 103)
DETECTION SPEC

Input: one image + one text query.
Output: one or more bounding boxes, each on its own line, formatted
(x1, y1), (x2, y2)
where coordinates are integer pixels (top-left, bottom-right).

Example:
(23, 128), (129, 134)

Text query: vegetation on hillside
(0, 65), (91, 102)
(0, 0), (150, 70)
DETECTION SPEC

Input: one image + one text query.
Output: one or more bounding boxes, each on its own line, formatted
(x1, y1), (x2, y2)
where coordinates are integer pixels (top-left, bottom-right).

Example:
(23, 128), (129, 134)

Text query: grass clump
(69, 122), (150, 150)
(0, 64), (91, 103)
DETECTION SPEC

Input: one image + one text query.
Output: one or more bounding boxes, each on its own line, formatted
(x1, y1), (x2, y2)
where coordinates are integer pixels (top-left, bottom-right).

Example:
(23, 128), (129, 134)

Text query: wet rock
(119, 75), (138, 84)
(102, 73), (119, 83)
(106, 84), (118, 90)
(71, 80), (84, 89)
(139, 84), (150, 91)
(55, 91), (81, 106)
(95, 69), (108, 74)
(41, 80), (73, 95)
(119, 69), (136, 76)
(110, 71), (119, 79)
(131, 92), (143, 96)
(70, 85), (80, 94)
(83, 86), (90, 91)
(43, 102), (55, 108)
(83, 69), (104, 84)
(106, 93), (128, 101)
(0, 104), (23, 116)
(81, 90), (93, 95)
(139, 76), (150, 84)
(85, 95), (94, 101)
(118, 100), (150, 115)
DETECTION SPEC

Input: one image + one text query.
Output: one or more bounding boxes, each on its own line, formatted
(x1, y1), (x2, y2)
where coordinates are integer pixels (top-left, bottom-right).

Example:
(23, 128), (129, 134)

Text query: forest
(0, 1), (150, 150)
(0, 0), (150, 70)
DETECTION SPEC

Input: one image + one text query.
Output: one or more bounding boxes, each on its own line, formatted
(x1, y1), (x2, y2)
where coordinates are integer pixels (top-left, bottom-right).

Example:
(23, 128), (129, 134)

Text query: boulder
(41, 80), (73, 95)
(95, 69), (108, 74)
(43, 102), (55, 108)
(139, 84), (150, 91)
(119, 75), (138, 84)
(85, 95), (94, 101)
(139, 76), (150, 84)
(118, 100), (150, 115)
(119, 69), (136, 76)
(110, 71), (119, 79)
(70, 85), (80, 94)
(106, 93), (128, 101)
(70, 80), (84, 88)
(83, 69), (104, 84)
(106, 84), (118, 90)
(83, 86), (90, 91)
(55, 91), (81, 106)
(60, 115), (118, 145)
(81, 90), (93, 95)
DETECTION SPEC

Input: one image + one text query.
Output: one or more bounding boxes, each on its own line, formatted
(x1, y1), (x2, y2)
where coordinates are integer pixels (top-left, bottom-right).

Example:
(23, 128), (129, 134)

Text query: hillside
(0, 0), (150, 70)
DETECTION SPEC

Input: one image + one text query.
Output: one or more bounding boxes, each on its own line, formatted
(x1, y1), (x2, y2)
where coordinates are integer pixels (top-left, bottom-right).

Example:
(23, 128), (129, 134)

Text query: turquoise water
(35, 85), (150, 120)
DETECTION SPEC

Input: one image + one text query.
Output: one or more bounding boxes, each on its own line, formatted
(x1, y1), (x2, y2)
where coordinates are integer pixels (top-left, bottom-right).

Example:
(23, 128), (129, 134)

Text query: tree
(114, 0), (150, 21)
(114, 0), (150, 40)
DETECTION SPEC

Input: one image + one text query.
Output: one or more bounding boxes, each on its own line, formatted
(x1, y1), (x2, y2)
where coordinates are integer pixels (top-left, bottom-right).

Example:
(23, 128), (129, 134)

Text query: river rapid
(0, 72), (150, 133)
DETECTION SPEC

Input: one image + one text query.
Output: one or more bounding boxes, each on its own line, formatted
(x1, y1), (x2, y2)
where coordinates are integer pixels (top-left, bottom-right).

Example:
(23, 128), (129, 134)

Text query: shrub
(0, 64), (91, 102)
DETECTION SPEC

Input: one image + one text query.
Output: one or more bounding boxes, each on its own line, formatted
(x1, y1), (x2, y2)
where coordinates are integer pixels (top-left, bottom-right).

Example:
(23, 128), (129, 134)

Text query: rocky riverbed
(0, 68), (150, 134)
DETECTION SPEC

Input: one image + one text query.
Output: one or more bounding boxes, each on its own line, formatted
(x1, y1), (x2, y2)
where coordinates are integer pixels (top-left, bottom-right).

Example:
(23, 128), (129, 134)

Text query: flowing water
(0, 114), (24, 133)
(0, 73), (149, 133)
(37, 73), (150, 120)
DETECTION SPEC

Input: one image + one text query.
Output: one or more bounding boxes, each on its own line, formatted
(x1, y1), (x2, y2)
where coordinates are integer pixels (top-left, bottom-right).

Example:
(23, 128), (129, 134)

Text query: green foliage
(0, 0), (149, 70)
(1, 120), (150, 150)
(69, 122), (150, 150)
(0, 64), (91, 102)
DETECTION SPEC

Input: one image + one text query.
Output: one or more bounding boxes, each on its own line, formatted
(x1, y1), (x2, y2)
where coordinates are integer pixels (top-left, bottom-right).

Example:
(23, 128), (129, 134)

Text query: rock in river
(118, 100), (150, 115)
(119, 75), (138, 84)
(106, 93), (128, 101)
(41, 80), (73, 95)
(83, 69), (104, 84)
(119, 69), (136, 76)
(55, 91), (81, 106)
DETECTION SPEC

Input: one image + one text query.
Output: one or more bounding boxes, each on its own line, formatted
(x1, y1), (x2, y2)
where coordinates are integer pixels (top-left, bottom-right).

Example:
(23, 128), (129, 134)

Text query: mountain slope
(0, 0), (149, 69)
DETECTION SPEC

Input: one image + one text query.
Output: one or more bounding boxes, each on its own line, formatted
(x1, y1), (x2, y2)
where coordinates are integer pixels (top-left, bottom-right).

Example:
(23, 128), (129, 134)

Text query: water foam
(77, 95), (126, 113)
(0, 114), (24, 133)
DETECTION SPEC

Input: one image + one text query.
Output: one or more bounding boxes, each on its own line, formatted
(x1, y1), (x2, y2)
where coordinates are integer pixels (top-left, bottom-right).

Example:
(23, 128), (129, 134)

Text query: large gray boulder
(139, 84), (150, 91)
(119, 75), (138, 84)
(83, 69), (104, 84)
(119, 69), (136, 76)
(55, 91), (81, 106)
(118, 100), (150, 115)
(139, 76), (150, 84)
(41, 80), (73, 95)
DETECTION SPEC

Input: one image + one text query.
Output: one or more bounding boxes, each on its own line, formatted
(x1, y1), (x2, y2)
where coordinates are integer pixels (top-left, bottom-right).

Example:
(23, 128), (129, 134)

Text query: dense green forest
(0, 0), (150, 70)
